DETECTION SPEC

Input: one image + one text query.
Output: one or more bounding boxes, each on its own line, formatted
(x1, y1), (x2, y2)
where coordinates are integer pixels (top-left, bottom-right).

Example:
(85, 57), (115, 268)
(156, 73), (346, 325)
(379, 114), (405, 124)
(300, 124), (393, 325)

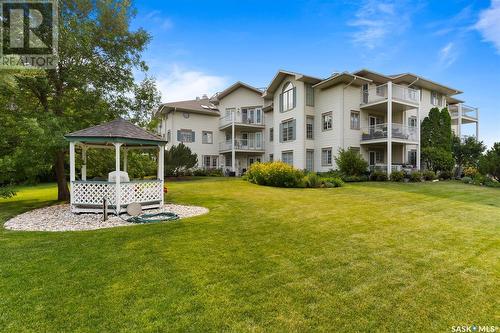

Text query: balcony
(361, 83), (420, 109)
(219, 138), (264, 152)
(219, 112), (264, 129)
(449, 104), (478, 121)
(361, 123), (418, 143)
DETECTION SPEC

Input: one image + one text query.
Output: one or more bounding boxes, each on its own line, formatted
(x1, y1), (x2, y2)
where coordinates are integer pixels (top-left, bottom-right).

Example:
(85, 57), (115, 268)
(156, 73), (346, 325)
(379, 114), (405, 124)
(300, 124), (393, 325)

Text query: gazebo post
(69, 141), (76, 210)
(114, 142), (122, 214)
(123, 148), (128, 173)
(81, 145), (87, 181)
(158, 144), (165, 206)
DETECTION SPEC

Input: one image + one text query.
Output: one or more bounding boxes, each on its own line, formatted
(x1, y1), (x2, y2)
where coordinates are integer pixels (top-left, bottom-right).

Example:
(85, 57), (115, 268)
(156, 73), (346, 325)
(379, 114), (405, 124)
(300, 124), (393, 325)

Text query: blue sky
(132, 0), (500, 147)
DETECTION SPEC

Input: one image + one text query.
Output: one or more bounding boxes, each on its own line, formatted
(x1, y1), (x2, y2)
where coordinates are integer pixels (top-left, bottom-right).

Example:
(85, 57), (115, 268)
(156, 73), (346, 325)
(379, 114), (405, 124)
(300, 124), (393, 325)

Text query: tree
(452, 136), (486, 173)
(421, 147), (455, 173)
(164, 144), (198, 176)
(5, 0), (151, 201)
(479, 143), (500, 181)
(334, 149), (368, 176)
(420, 107), (454, 173)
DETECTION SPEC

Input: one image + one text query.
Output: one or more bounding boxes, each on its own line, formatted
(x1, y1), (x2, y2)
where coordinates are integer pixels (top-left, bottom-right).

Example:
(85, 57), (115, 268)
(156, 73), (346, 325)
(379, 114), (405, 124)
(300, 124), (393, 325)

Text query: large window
(431, 91), (442, 106)
(202, 131), (213, 144)
(306, 150), (314, 171)
(350, 111), (360, 130)
(306, 83), (315, 106)
(306, 116), (314, 139)
(203, 155), (218, 169)
(321, 148), (332, 166)
(280, 119), (295, 142)
(282, 151), (293, 165)
(178, 129), (195, 143)
(269, 127), (274, 142)
(322, 112), (333, 131)
(280, 82), (295, 112)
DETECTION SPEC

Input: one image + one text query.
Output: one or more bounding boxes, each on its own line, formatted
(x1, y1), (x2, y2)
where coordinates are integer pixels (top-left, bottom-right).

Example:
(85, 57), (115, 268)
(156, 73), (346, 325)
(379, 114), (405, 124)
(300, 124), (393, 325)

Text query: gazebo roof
(65, 118), (166, 146)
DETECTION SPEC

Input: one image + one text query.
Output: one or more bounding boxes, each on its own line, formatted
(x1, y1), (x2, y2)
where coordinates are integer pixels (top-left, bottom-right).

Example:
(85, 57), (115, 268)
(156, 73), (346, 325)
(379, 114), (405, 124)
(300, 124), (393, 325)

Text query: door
(241, 132), (248, 148)
(369, 151), (376, 166)
(242, 109), (248, 123)
(254, 132), (262, 149)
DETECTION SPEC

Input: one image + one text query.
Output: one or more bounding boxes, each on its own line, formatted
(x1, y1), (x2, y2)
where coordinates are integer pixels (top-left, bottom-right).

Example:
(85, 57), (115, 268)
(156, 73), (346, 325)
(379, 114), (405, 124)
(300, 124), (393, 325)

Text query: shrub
(245, 161), (304, 188)
(438, 170), (453, 180)
(303, 172), (322, 188)
(334, 149), (368, 177)
(370, 171), (388, 181)
(192, 168), (224, 177)
(463, 166), (478, 178)
(473, 173), (487, 186)
(423, 170), (436, 181)
(390, 171), (405, 182)
(0, 185), (16, 199)
(461, 176), (472, 184)
(421, 147), (455, 173)
(320, 177), (344, 188)
(409, 171), (422, 182)
(479, 143), (500, 181)
(342, 175), (368, 182)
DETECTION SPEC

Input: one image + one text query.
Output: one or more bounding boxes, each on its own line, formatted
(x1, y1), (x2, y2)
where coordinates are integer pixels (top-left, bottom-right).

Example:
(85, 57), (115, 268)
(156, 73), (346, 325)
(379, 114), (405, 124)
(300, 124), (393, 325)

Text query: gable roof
(65, 118), (166, 144)
(263, 70), (323, 99)
(158, 98), (220, 116)
(313, 72), (372, 90)
(353, 69), (462, 95)
(213, 81), (263, 101)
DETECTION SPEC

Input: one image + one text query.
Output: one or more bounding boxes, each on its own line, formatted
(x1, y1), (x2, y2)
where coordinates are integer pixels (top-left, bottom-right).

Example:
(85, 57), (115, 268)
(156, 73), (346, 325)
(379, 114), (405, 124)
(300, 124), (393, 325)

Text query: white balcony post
(417, 99), (421, 170)
(123, 148), (128, 173)
(387, 81), (393, 175)
(69, 141), (76, 208)
(81, 145), (87, 181)
(458, 104), (462, 138)
(114, 143), (122, 215)
(231, 110), (236, 173)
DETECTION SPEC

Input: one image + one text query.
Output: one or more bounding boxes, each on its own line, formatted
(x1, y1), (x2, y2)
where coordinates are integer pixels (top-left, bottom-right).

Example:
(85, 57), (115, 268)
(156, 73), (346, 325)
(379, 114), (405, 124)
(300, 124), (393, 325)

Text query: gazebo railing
(72, 180), (163, 208)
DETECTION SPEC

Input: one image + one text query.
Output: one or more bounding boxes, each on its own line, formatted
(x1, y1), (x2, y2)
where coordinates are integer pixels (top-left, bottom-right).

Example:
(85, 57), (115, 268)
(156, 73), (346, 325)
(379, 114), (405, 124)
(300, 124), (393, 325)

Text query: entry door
(369, 151), (376, 166)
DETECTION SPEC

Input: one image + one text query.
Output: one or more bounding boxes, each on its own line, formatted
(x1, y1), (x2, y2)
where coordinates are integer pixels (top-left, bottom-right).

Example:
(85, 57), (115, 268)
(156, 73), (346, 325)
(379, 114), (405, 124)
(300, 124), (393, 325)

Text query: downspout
(342, 76), (357, 149)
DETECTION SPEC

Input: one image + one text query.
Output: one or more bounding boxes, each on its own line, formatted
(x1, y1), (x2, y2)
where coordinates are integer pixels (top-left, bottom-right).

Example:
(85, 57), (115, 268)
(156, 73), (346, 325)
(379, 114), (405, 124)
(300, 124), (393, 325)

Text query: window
(322, 112), (332, 131)
(269, 127), (274, 142)
(306, 150), (314, 171)
(225, 108), (235, 118)
(280, 119), (295, 142)
(408, 116), (417, 128)
(408, 150), (417, 167)
(306, 116), (314, 139)
(280, 82), (295, 112)
(431, 91), (442, 106)
(202, 131), (213, 144)
(350, 111), (360, 130)
(362, 84), (369, 104)
(269, 154), (274, 162)
(306, 84), (315, 106)
(177, 129), (195, 143)
(183, 112), (190, 119)
(242, 107), (262, 124)
(167, 130), (171, 142)
(202, 155), (218, 169)
(282, 151), (293, 165)
(369, 151), (384, 166)
(321, 148), (332, 166)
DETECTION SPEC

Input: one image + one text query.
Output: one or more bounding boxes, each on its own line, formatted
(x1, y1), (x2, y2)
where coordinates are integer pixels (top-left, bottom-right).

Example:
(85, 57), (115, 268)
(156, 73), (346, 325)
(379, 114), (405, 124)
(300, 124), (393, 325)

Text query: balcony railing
(361, 84), (419, 105)
(219, 138), (264, 151)
(361, 123), (418, 142)
(448, 104), (478, 120)
(219, 112), (264, 127)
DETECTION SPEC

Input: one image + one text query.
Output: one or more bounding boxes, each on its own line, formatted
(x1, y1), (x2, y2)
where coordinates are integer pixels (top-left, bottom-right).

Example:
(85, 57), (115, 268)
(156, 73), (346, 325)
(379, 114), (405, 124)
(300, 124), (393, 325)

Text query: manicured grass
(0, 179), (498, 332)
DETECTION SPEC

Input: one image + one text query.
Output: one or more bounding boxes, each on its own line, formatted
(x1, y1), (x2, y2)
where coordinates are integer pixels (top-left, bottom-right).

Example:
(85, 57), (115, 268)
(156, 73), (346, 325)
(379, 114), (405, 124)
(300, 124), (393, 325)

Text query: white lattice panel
(72, 181), (162, 207)
(73, 182), (115, 205)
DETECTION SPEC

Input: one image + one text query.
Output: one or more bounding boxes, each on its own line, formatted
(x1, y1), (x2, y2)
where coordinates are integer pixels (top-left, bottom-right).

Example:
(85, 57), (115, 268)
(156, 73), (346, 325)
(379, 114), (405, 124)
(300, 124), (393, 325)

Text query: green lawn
(0, 179), (498, 332)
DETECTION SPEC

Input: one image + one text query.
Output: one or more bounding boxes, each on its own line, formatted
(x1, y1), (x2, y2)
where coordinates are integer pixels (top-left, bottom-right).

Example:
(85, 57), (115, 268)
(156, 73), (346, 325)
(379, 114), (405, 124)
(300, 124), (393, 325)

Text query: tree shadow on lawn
(352, 181), (500, 210)
(0, 199), (60, 225)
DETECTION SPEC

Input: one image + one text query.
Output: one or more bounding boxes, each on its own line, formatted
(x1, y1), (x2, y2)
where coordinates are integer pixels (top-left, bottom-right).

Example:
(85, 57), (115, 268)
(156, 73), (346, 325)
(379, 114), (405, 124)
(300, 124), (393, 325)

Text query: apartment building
(156, 69), (479, 175)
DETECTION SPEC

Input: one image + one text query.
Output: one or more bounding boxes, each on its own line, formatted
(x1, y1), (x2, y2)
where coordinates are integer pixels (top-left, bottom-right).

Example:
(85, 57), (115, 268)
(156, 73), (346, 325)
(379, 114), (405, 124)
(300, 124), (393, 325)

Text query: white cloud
(155, 65), (228, 102)
(348, 0), (412, 49)
(438, 42), (458, 68)
(144, 10), (174, 31)
(476, 0), (500, 54)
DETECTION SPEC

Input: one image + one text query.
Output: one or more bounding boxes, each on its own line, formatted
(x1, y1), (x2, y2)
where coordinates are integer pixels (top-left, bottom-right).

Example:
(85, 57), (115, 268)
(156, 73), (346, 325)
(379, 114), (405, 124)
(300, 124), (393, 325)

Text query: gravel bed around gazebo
(4, 204), (209, 232)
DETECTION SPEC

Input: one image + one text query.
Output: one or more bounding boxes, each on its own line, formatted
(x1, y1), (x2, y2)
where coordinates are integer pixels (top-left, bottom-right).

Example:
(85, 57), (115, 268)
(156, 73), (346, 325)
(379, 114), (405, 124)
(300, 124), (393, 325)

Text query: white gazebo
(65, 118), (166, 214)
